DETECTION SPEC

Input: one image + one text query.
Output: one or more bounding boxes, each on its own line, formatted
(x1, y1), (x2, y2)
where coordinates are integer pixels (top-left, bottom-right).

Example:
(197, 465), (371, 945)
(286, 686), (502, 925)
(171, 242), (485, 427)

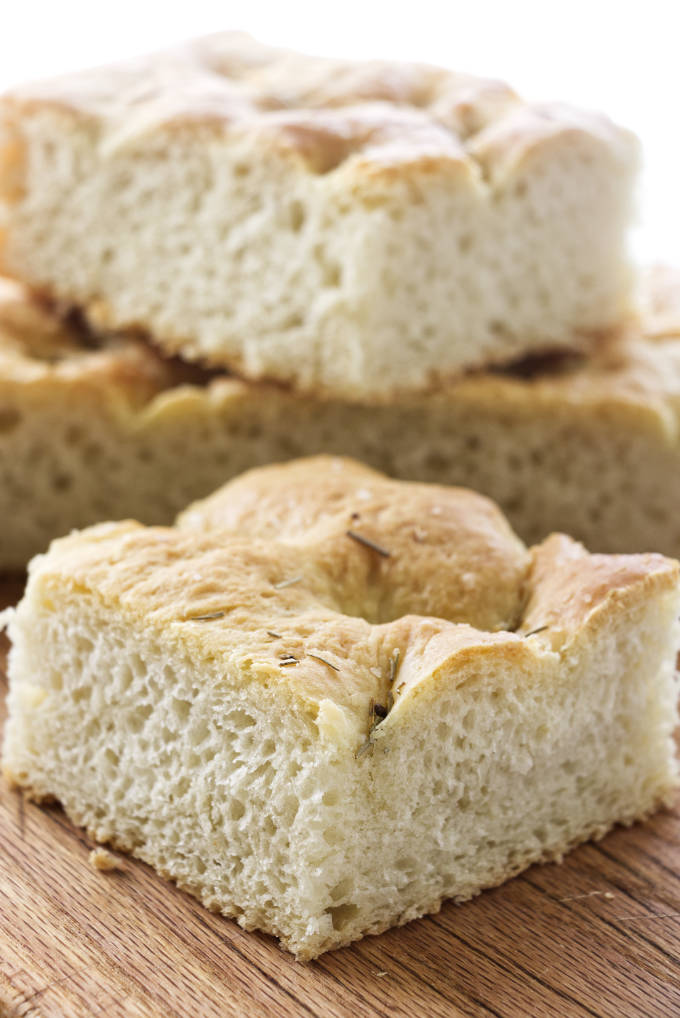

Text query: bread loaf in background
(3, 458), (679, 958)
(1, 268), (680, 569)
(0, 33), (638, 399)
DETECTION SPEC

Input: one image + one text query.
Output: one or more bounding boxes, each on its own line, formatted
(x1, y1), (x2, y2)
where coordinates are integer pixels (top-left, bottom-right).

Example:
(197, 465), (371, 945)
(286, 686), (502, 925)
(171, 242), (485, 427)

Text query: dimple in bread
(3, 457), (679, 959)
(0, 33), (638, 398)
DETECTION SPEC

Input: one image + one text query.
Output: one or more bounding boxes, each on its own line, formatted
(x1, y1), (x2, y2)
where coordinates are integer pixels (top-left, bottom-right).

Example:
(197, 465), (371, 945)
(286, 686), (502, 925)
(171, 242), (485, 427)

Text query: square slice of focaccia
(3, 458), (678, 958)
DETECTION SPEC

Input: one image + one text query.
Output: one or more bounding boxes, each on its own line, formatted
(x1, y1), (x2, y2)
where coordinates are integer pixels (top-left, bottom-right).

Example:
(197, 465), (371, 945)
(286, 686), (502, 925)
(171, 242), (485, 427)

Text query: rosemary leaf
(355, 737), (374, 760)
(345, 530), (391, 558)
(273, 576), (302, 590)
(308, 653), (340, 672)
(389, 648), (401, 684)
(524, 625), (549, 638)
(279, 654), (299, 667)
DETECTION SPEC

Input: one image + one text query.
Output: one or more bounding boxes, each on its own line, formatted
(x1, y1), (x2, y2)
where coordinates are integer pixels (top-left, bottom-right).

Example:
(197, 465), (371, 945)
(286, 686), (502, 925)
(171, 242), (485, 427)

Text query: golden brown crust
(177, 455), (531, 634)
(521, 533), (677, 649)
(0, 32), (634, 184)
(0, 279), (202, 408)
(27, 457), (679, 741)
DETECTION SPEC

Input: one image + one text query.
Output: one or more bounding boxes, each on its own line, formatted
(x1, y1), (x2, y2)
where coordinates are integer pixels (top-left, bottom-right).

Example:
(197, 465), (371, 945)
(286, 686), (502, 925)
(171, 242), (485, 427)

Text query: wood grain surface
(1, 575), (680, 1018)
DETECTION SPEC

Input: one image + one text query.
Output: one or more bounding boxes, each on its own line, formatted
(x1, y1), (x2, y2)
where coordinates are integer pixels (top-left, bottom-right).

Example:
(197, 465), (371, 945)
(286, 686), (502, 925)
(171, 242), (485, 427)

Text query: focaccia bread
(0, 33), (638, 398)
(3, 458), (679, 959)
(0, 278), (203, 568)
(2, 269), (680, 569)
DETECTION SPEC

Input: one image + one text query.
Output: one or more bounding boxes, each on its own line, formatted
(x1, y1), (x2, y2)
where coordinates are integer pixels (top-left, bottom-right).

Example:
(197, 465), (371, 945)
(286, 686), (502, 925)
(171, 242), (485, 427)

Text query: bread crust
(0, 278), (182, 399)
(18, 457), (678, 727)
(0, 33), (629, 181)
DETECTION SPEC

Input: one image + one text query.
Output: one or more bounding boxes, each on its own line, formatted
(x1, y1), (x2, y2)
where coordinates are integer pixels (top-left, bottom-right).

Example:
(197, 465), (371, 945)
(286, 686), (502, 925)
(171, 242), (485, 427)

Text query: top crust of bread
(0, 32), (632, 181)
(0, 279), (181, 402)
(0, 34), (638, 397)
(27, 456), (676, 747)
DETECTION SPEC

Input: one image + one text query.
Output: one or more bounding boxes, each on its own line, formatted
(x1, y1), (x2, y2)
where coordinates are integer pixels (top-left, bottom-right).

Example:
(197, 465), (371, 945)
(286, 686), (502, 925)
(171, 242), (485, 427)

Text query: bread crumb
(89, 847), (124, 872)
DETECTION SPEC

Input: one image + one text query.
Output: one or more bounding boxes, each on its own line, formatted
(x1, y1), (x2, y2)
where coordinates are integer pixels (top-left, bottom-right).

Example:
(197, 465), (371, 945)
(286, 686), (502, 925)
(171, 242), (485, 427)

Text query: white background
(1, 0), (678, 266)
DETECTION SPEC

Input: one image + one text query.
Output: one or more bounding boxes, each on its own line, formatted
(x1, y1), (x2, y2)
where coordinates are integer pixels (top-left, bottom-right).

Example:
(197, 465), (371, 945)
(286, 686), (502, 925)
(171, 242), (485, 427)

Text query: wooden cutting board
(1, 575), (679, 1018)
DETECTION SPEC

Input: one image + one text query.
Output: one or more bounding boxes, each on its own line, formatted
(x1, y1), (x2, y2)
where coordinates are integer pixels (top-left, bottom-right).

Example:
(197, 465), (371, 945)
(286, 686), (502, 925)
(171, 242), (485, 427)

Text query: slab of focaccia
(3, 458), (678, 958)
(0, 33), (638, 398)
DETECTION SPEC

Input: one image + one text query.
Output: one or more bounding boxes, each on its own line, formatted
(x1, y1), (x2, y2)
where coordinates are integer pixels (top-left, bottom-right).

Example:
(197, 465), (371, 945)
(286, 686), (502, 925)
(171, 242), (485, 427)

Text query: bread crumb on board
(89, 847), (125, 872)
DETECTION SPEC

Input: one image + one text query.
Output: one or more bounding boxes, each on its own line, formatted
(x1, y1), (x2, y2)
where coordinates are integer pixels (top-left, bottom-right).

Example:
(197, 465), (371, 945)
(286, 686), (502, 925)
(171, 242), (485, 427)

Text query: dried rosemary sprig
(355, 737), (374, 760)
(345, 530), (391, 558)
(355, 697), (389, 759)
(186, 611), (225, 622)
(308, 653), (340, 672)
(388, 648), (401, 685)
(273, 576), (302, 590)
(354, 649), (403, 760)
(279, 654), (299, 667)
(524, 625), (549, 637)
